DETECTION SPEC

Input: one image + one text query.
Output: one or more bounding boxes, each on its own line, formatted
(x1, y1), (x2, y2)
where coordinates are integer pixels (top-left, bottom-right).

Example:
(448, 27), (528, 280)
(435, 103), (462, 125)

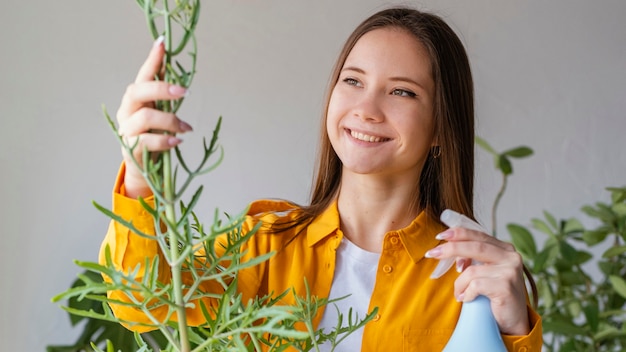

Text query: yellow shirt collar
(307, 201), (445, 263)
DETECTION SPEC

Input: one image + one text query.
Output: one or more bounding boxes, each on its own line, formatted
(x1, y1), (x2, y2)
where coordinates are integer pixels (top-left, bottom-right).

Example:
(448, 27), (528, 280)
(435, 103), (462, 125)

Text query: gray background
(1, 0), (624, 350)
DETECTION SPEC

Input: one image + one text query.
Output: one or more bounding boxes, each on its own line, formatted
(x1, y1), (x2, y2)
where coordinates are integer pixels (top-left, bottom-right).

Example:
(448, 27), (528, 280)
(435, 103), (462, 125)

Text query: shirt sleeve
(99, 163), (228, 331)
(501, 305), (543, 352)
(99, 163), (159, 274)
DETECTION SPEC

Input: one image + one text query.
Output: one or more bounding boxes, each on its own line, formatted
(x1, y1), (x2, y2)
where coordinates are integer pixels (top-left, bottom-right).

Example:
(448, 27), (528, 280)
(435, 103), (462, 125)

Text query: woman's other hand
(116, 36), (193, 198)
(427, 228), (531, 336)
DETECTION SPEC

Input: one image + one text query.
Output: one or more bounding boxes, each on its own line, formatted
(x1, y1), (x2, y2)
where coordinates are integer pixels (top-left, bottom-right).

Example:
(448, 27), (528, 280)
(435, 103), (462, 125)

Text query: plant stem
(161, 1), (190, 351)
(491, 173), (508, 238)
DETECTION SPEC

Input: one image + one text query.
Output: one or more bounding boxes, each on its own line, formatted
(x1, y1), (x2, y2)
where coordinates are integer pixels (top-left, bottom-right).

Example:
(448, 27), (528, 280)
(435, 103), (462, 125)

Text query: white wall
(1, 0), (624, 350)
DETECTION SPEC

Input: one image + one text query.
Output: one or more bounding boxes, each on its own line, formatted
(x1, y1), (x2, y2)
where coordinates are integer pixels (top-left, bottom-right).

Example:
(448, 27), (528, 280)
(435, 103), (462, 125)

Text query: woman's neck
(336, 171), (421, 253)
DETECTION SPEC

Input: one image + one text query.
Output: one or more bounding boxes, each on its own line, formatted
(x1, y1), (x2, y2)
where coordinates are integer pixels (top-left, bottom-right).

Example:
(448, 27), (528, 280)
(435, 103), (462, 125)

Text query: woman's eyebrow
(389, 76), (428, 91)
(341, 66), (430, 91)
(341, 66), (366, 74)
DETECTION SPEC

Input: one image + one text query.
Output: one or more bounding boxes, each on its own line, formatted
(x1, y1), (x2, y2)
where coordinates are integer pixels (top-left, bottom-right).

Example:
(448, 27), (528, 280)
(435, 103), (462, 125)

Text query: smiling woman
(327, 27), (435, 192)
(99, 6), (541, 351)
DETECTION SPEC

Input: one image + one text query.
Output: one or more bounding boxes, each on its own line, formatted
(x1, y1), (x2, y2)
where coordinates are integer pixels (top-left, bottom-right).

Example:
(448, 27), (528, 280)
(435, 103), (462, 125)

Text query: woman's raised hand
(116, 37), (193, 199)
(426, 229), (531, 336)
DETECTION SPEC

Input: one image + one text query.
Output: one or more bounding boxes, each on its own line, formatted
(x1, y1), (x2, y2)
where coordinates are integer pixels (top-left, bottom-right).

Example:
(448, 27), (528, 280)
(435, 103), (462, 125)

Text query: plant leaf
(532, 218), (554, 236)
(602, 245), (626, 258)
(475, 136), (496, 155)
(563, 218), (584, 234)
(507, 223), (537, 259)
(609, 275), (626, 299)
(503, 146), (533, 158)
(582, 229), (609, 246)
(543, 211), (558, 230)
(497, 155), (512, 175)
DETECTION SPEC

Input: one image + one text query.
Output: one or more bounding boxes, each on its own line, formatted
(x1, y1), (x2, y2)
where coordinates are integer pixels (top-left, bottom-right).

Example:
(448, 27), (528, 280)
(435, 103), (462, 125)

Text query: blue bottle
(442, 295), (507, 351)
(433, 210), (508, 352)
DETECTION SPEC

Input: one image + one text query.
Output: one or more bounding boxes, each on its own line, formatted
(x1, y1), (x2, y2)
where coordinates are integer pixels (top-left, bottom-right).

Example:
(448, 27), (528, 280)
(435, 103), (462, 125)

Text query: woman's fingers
(118, 107), (192, 137)
(136, 36), (165, 83)
(427, 227), (530, 335)
(124, 133), (183, 157)
(453, 257), (523, 301)
(117, 81), (187, 123)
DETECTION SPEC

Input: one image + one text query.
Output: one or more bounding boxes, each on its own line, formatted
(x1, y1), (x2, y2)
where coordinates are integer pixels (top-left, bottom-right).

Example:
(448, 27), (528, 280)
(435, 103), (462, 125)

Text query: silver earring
(432, 146), (441, 158)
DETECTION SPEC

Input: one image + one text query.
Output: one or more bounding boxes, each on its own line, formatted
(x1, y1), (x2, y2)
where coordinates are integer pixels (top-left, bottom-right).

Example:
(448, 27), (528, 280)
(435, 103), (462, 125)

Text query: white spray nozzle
(430, 209), (488, 279)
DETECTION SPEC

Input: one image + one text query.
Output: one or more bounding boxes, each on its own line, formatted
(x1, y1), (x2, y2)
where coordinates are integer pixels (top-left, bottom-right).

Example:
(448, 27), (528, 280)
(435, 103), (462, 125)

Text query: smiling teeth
(351, 130), (384, 142)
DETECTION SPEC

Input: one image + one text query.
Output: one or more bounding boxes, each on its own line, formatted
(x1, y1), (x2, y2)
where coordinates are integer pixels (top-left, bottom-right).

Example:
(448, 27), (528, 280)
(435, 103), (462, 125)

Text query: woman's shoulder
(245, 199), (305, 229)
(246, 199), (302, 217)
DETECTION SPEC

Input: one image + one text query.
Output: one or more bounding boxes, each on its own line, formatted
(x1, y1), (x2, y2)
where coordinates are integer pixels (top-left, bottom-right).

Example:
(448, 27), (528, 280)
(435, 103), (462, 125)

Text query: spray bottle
(432, 209), (507, 352)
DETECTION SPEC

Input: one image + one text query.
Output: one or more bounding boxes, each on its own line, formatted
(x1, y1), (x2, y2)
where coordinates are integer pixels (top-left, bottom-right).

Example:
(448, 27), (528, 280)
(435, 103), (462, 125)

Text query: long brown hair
(280, 7), (475, 227)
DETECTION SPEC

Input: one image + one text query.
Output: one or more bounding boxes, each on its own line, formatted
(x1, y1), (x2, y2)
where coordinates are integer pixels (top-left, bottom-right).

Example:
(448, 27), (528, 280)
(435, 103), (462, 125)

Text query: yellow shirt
(101, 166), (542, 351)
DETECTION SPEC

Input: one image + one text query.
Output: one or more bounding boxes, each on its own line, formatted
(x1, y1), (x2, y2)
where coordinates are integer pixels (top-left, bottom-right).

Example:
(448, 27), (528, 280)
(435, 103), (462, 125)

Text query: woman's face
(327, 27), (436, 181)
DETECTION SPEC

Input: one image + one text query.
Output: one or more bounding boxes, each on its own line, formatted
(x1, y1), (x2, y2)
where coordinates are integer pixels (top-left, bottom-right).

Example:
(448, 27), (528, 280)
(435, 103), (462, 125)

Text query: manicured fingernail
(169, 85), (187, 96)
(436, 229), (453, 240)
(456, 293), (465, 302)
(456, 260), (464, 273)
(425, 246), (442, 258)
(168, 137), (182, 146)
(179, 121), (193, 132)
(153, 35), (164, 48)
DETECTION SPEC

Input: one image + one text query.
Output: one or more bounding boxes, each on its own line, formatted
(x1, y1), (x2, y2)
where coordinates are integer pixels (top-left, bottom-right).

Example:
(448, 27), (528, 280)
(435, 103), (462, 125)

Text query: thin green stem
(491, 173), (508, 238)
(160, 1), (190, 351)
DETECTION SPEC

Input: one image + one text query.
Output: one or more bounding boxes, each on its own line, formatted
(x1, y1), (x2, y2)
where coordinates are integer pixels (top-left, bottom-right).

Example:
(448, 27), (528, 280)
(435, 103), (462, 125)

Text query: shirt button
(383, 265), (393, 273)
(372, 313), (381, 322)
(390, 236), (399, 245)
(518, 347), (528, 352)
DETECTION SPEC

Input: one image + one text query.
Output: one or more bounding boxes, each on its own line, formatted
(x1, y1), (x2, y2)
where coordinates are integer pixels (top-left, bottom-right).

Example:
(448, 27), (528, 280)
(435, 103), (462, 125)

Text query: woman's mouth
(349, 129), (389, 143)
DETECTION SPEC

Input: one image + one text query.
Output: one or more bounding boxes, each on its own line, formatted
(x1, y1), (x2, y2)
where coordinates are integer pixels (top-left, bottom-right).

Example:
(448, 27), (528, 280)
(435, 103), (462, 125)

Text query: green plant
(477, 138), (626, 351)
(475, 136), (533, 237)
(51, 1), (373, 351)
(508, 187), (626, 351)
(47, 271), (168, 352)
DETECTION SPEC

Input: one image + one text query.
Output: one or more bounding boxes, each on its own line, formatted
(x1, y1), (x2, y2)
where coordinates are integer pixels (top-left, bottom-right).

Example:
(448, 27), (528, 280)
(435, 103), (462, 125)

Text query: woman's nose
(353, 90), (385, 122)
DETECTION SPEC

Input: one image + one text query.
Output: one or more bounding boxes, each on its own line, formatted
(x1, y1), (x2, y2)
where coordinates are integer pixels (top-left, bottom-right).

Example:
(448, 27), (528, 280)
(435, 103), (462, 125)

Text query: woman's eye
(391, 89), (417, 98)
(343, 78), (360, 86)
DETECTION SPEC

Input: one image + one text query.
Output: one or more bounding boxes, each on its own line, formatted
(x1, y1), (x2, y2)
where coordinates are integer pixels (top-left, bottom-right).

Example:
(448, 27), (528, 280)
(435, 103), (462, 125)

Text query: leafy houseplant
(51, 1), (373, 351)
(508, 187), (626, 351)
(478, 139), (626, 351)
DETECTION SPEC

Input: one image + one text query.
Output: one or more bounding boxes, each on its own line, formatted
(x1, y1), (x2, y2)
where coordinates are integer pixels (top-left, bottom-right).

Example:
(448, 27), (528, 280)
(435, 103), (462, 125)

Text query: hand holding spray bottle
(432, 210), (507, 352)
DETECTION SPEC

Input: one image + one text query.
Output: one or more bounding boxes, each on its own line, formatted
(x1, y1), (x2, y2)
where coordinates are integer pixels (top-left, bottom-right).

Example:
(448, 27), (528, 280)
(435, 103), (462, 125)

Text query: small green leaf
(607, 186), (626, 203)
(507, 223), (537, 259)
(543, 211), (558, 230)
(560, 270), (587, 286)
(538, 281), (554, 308)
(567, 300), (582, 318)
(612, 202), (626, 217)
(583, 302), (600, 332)
(593, 325), (626, 342)
(532, 218), (554, 236)
(609, 275), (626, 299)
(602, 245), (626, 258)
(563, 218), (584, 234)
(582, 230), (609, 246)
(503, 146), (533, 158)
(475, 136), (496, 155)
(573, 250), (593, 265)
(558, 241), (579, 264)
(497, 155), (512, 175)
(543, 319), (587, 335)
(533, 246), (553, 272)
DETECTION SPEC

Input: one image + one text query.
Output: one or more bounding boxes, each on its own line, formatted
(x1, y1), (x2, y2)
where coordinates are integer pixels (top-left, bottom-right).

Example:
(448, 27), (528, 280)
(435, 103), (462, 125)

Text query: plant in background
(51, 1), (373, 351)
(508, 187), (626, 351)
(477, 138), (626, 351)
(474, 136), (533, 238)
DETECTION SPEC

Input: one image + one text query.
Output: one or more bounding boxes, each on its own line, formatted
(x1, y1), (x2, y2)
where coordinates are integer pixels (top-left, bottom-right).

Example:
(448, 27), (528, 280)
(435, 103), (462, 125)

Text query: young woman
(103, 7), (542, 351)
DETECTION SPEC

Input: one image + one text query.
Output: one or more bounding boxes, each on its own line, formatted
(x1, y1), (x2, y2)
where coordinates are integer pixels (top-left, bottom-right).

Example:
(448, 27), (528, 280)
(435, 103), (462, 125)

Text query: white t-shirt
(317, 237), (381, 351)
